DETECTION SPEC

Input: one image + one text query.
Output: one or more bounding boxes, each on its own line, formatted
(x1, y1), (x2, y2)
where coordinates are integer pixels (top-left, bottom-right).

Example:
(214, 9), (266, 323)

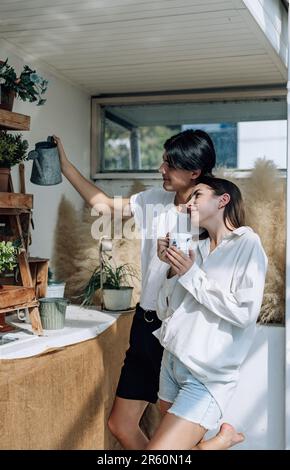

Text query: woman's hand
(157, 233), (170, 264)
(166, 246), (195, 276)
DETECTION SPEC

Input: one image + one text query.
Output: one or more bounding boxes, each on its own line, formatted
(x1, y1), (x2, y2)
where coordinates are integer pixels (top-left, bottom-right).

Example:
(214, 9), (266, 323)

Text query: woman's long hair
(196, 176), (245, 239)
(164, 129), (216, 177)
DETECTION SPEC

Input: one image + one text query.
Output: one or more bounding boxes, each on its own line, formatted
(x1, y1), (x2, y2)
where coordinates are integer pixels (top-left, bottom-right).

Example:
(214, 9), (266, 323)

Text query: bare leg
(145, 412), (206, 450)
(154, 401), (244, 451)
(159, 399), (172, 417)
(108, 396), (149, 450)
(197, 423), (245, 450)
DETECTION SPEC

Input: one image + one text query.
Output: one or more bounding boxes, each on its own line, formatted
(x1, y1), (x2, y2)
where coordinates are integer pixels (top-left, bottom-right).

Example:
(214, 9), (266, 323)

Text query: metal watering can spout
(28, 136), (62, 186)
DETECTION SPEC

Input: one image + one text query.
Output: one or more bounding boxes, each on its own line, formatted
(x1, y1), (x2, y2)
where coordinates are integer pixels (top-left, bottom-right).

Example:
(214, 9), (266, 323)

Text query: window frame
(91, 85), (286, 180)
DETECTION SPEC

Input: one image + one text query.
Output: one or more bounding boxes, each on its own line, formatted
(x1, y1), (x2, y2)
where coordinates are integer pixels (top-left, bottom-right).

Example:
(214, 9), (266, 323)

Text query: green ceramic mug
(39, 297), (69, 330)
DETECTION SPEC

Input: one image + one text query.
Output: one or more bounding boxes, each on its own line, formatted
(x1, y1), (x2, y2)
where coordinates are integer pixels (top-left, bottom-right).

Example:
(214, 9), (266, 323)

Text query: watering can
(28, 136), (62, 185)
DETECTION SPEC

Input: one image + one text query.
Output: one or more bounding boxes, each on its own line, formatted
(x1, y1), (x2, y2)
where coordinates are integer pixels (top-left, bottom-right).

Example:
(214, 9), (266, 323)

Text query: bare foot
(216, 423), (245, 449)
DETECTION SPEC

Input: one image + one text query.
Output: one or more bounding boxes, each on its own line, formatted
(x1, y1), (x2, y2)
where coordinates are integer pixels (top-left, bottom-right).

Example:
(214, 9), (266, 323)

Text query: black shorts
(116, 303), (164, 404)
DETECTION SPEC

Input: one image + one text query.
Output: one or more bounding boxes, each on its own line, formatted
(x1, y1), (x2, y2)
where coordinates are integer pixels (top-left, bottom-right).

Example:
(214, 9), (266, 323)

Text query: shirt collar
(198, 226), (253, 261)
(223, 226), (253, 238)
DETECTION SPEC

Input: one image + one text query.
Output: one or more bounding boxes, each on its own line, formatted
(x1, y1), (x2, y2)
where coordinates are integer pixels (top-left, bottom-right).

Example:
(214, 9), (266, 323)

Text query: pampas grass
(52, 160), (285, 323)
(215, 159), (285, 324)
(243, 160), (285, 324)
(52, 197), (141, 307)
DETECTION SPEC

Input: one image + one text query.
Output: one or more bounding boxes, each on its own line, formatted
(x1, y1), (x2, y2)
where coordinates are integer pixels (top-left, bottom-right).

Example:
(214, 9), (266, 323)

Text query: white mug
(169, 232), (193, 256)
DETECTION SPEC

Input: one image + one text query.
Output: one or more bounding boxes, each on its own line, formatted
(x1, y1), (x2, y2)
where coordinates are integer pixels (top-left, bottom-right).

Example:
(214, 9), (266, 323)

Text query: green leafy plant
(0, 58), (48, 106)
(0, 131), (28, 168)
(0, 241), (17, 274)
(81, 256), (139, 306)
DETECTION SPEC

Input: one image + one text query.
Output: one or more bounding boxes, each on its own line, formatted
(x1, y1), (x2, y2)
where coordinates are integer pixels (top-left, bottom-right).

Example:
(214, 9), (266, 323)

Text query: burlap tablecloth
(0, 313), (160, 449)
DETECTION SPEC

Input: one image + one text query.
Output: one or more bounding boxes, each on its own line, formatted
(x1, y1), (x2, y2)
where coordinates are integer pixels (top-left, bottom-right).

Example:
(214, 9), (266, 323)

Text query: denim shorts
(158, 351), (222, 430)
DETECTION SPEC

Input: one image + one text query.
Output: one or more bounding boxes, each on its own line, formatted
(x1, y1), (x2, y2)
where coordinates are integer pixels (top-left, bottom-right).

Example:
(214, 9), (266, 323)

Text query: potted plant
(0, 241), (17, 275)
(81, 256), (139, 311)
(0, 58), (48, 111)
(0, 131), (28, 191)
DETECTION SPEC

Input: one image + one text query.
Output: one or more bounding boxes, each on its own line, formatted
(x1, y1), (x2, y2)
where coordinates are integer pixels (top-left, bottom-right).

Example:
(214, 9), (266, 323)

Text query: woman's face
(186, 183), (222, 226)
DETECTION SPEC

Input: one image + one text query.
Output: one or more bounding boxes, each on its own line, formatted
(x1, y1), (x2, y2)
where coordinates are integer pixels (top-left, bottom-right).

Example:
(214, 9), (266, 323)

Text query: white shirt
(154, 226), (268, 414)
(130, 188), (192, 311)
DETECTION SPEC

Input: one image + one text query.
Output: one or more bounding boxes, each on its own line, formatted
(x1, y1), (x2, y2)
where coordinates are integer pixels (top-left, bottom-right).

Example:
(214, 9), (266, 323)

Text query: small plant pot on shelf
(46, 281), (66, 298)
(103, 287), (133, 311)
(0, 168), (10, 192)
(39, 297), (69, 330)
(0, 85), (15, 111)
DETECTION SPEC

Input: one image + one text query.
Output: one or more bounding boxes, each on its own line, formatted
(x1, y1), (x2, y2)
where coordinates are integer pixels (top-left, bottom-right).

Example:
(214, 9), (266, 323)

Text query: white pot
(103, 287), (133, 311)
(46, 282), (66, 298)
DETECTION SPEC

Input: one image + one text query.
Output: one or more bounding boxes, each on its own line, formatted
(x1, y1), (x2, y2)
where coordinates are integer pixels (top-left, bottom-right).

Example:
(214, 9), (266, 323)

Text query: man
(53, 130), (243, 449)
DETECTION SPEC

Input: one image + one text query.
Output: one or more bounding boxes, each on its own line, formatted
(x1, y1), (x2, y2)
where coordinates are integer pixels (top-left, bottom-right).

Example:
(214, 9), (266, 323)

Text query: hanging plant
(0, 58), (48, 109)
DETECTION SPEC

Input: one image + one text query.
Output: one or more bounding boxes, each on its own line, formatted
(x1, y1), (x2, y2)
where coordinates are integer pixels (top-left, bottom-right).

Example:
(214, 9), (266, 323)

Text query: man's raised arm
(53, 135), (131, 216)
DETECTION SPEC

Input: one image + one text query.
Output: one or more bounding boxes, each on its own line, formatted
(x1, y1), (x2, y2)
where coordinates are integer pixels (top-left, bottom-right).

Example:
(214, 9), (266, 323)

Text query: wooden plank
(0, 208), (31, 215)
(0, 109), (30, 131)
(52, 41), (264, 67)
(0, 285), (35, 309)
(0, 8), (242, 36)
(28, 257), (50, 263)
(1, 4), (238, 34)
(19, 212), (31, 251)
(0, 192), (33, 210)
(18, 248), (33, 287)
(29, 258), (49, 298)
(0, 299), (38, 314)
(0, 0), (234, 19)
(28, 305), (43, 335)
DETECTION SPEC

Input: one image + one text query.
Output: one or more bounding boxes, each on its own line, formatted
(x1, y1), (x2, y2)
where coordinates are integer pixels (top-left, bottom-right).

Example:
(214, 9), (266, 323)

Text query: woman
(53, 131), (231, 450)
(150, 177), (267, 450)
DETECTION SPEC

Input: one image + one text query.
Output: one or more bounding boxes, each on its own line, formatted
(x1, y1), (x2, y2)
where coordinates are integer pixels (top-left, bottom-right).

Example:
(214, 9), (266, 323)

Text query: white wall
(1, 45), (91, 261)
(207, 325), (285, 450)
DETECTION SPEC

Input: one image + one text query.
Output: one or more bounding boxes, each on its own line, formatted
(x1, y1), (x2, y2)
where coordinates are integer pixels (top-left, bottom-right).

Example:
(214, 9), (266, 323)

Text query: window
(94, 96), (287, 174)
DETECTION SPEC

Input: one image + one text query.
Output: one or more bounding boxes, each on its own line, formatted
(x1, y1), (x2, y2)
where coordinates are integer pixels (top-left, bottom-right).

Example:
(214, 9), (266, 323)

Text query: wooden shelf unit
(0, 108), (30, 131)
(0, 105), (43, 334)
(0, 191), (33, 210)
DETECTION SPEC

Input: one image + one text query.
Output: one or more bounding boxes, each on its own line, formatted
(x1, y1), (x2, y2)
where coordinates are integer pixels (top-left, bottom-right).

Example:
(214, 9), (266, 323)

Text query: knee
(107, 413), (126, 440)
(107, 411), (138, 441)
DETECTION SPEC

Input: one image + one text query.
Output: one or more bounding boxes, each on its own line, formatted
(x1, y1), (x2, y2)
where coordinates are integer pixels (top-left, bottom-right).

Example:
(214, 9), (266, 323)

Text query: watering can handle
(28, 150), (39, 160)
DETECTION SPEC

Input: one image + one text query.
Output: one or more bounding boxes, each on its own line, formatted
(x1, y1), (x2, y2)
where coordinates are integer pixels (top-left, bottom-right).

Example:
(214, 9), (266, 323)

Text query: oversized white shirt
(130, 188), (193, 311)
(153, 226), (268, 414)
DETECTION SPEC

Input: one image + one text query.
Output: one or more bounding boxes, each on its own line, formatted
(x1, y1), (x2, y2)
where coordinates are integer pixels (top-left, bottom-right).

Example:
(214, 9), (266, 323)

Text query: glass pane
(139, 125), (180, 170)
(103, 118), (131, 171)
(101, 100), (286, 171)
(183, 123), (237, 168)
(238, 120), (286, 169)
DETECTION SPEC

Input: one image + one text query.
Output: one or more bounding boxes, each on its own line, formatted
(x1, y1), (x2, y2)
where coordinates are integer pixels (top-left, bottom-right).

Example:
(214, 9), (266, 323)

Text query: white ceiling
(0, 0), (288, 95)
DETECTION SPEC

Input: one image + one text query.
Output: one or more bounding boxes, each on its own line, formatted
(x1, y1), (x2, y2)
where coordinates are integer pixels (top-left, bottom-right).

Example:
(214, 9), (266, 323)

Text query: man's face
(158, 152), (200, 192)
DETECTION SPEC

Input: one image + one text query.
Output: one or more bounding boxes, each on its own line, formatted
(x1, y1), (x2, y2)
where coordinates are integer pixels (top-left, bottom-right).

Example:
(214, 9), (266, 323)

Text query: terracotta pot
(0, 86), (15, 111)
(0, 167), (10, 192)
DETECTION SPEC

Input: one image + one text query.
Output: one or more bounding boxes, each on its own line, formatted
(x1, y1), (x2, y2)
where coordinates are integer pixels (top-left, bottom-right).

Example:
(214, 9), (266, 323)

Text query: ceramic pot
(0, 167), (10, 192)
(0, 86), (15, 111)
(102, 287), (133, 311)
